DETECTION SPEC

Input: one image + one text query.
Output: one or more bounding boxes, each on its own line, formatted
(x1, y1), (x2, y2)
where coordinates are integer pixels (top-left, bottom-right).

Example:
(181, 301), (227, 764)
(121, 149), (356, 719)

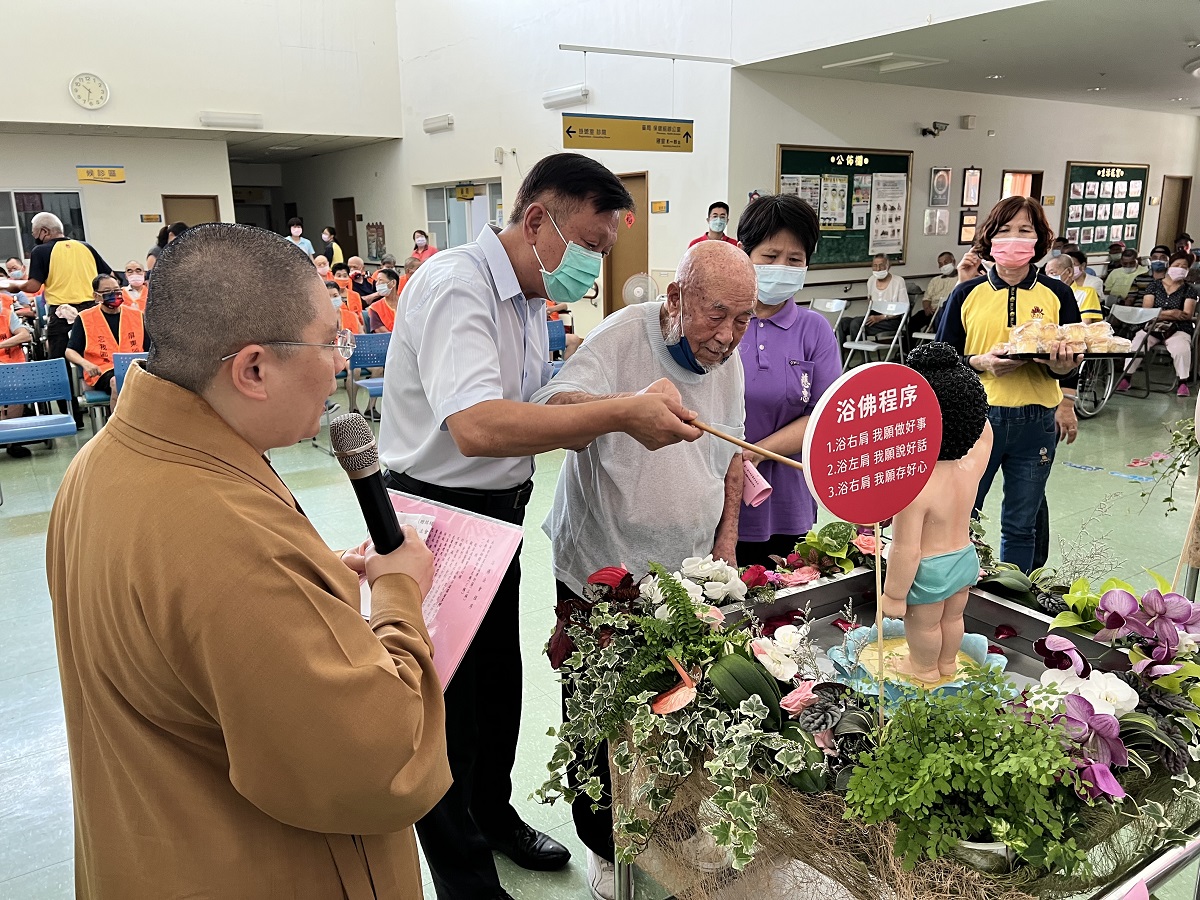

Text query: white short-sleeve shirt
(378, 225), (550, 490)
(532, 302), (746, 596)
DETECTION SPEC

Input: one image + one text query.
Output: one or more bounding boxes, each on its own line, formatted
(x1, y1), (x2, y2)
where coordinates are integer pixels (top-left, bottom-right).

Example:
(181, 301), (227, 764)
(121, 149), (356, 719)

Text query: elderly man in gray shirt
(531, 239), (757, 899)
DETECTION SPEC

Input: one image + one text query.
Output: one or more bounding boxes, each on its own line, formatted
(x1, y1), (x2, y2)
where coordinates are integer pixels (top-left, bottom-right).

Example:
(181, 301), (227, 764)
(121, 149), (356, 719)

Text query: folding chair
(0, 360), (80, 502)
(1111, 305), (1162, 398)
(810, 298), (847, 335)
(842, 299), (910, 371)
(74, 363), (111, 434)
(112, 352), (148, 395)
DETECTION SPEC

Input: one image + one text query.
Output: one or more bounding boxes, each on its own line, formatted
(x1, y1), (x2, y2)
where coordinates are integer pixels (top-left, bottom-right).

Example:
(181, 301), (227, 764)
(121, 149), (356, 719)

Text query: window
(424, 181), (501, 250)
(0, 191), (87, 260)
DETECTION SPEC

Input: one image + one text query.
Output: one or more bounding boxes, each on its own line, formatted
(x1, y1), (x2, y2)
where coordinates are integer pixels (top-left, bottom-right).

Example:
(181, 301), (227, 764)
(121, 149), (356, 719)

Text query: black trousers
(46, 303), (91, 423)
(556, 579), (616, 863)
(387, 472), (527, 900)
(735, 533), (803, 569)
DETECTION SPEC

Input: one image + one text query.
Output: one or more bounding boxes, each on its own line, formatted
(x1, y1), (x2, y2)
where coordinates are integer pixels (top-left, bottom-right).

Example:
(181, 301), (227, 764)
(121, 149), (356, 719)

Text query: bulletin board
(1060, 161), (1150, 254)
(776, 144), (913, 269)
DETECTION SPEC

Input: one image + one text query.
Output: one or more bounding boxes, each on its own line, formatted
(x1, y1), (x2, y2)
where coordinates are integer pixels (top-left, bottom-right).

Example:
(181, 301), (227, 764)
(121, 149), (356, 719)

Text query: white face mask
(709, 217), (728, 234)
(127, 273), (145, 287)
(940, 263), (955, 276)
(873, 269), (889, 280)
(331, 296), (343, 308)
(322, 234), (331, 243)
(1168, 266), (1189, 281)
(291, 227), (303, 238)
(316, 265), (330, 274)
(375, 281), (391, 295)
(754, 264), (807, 304)
(415, 236), (428, 248)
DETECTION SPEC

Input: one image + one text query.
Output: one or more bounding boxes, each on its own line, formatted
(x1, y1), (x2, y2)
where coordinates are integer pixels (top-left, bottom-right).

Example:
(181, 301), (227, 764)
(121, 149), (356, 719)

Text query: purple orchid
(1095, 590), (1154, 643)
(1129, 590), (1195, 651)
(1035, 635), (1092, 677)
(1055, 693), (1128, 801)
(1131, 646), (1184, 678)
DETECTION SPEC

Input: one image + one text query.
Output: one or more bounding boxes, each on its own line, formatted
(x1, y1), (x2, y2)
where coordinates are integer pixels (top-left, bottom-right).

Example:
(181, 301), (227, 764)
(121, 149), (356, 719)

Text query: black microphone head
(330, 413), (379, 475)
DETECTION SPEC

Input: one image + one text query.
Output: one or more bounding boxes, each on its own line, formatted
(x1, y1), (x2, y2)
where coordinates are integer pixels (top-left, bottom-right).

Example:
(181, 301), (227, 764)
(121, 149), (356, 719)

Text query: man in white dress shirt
(376, 152), (701, 900)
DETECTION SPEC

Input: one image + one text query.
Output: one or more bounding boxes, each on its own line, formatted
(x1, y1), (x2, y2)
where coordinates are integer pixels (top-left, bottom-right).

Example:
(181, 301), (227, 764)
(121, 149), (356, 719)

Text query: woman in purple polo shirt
(735, 194), (842, 566)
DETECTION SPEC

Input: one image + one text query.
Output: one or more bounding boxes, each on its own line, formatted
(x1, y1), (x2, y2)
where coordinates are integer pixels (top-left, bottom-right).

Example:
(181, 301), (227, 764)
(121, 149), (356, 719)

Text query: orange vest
(339, 306), (363, 335)
(80, 305), (145, 386)
(122, 286), (150, 311)
(345, 289), (364, 315)
(369, 299), (396, 333)
(0, 303), (25, 364)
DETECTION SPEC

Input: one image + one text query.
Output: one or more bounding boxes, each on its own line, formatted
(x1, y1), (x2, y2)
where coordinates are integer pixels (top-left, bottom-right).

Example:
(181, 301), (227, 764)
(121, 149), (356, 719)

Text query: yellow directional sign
(76, 165), (125, 184)
(562, 114), (694, 153)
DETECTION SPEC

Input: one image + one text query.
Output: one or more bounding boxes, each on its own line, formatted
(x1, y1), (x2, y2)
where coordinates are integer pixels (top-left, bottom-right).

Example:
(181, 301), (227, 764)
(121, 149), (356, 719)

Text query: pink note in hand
(743, 458), (773, 507)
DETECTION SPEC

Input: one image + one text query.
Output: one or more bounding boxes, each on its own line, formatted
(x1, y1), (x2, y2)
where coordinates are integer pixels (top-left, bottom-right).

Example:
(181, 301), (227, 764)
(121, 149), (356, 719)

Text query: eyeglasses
(220, 328), (356, 362)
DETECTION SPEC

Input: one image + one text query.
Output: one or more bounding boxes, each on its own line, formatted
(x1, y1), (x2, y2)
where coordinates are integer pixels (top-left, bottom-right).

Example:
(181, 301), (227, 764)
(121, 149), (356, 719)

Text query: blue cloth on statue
(906, 545), (980, 606)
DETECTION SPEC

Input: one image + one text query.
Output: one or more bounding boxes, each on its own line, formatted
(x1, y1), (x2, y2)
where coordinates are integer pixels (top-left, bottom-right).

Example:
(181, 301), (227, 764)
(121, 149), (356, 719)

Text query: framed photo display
(930, 167), (952, 207)
(962, 167), (981, 207)
(1060, 161), (1150, 253)
(959, 210), (977, 246)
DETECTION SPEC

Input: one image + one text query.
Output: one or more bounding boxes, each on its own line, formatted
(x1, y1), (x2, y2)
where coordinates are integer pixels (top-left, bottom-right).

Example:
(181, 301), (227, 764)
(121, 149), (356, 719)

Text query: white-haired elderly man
(0, 212), (115, 426)
(531, 239), (757, 899)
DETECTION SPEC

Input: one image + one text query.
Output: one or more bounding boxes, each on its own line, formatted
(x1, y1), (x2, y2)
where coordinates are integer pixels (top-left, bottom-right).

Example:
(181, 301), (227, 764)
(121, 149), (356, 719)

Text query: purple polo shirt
(737, 300), (842, 542)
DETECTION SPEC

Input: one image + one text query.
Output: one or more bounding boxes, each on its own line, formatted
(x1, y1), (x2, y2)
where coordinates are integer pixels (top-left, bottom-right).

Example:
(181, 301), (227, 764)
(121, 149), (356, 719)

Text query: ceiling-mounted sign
(562, 113), (694, 153)
(455, 184), (476, 201)
(77, 166), (125, 184)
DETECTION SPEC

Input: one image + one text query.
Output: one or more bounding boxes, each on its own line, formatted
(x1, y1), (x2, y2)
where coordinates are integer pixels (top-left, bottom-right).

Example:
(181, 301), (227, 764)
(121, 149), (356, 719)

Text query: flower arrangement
(540, 550), (1200, 890)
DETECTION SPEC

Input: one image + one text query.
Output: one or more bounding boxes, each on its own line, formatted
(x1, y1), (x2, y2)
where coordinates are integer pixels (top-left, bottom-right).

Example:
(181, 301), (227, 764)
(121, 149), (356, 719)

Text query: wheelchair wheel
(1075, 357), (1114, 419)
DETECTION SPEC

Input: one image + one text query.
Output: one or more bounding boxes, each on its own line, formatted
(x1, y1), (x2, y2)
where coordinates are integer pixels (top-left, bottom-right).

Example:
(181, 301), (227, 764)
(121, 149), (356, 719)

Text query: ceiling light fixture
(198, 111), (264, 129)
(1086, 87), (1106, 91)
(1170, 97), (1190, 102)
(1186, 58), (1200, 77)
(985, 74), (1004, 79)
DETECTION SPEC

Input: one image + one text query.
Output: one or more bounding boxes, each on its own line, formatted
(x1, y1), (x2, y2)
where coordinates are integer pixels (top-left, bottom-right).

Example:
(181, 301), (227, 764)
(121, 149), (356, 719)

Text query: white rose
(1077, 671), (1139, 718)
(640, 578), (664, 605)
(704, 577), (747, 603)
(772, 624), (807, 655)
(681, 555), (723, 581)
(750, 637), (799, 681)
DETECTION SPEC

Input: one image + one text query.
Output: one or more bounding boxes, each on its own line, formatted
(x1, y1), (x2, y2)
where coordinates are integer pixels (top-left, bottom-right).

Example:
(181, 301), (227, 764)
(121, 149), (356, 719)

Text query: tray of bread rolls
(993, 320), (1133, 359)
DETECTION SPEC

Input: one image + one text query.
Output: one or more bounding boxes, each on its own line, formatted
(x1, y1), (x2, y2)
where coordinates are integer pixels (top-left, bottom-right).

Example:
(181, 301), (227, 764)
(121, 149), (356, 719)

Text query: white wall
(279, 140), (405, 257)
(0, 135), (234, 266)
(393, 0), (733, 273)
(728, 70), (1200, 299)
(5, 0), (401, 138)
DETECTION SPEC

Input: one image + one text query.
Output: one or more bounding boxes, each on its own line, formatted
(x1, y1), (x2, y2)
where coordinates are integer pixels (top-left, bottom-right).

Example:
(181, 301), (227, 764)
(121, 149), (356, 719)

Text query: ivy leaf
(1048, 610), (1086, 630)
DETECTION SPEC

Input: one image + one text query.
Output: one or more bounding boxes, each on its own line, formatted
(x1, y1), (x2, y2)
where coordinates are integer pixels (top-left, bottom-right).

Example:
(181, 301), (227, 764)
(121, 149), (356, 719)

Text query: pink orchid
(1095, 590), (1153, 643)
(1035, 635), (1091, 677)
(780, 681), (820, 717)
(1130, 590), (1197, 650)
(851, 533), (878, 555)
(777, 566), (821, 587)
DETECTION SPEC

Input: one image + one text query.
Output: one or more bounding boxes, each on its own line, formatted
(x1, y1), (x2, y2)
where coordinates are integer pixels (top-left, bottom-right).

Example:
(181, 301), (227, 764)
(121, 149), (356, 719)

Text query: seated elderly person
(531, 240), (756, 900)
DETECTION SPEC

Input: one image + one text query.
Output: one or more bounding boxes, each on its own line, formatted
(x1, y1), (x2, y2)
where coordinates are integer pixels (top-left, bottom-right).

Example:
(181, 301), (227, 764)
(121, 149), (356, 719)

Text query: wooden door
(603, 173), (649, 317)
(332, 197), (358, 257)
(1157, 176), (1192, 248)
(162, 194), (220, 226)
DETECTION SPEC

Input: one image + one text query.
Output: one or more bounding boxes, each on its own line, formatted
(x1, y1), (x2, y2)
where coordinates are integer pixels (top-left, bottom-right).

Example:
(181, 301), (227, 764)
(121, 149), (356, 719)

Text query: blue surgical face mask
(533, 211), (603, 304)
(1050, 249), (1062, 258)
(1150, 260), (1168, 273)
(709, 216), (728, 234)
(754, 264), (807, 305)
(664, 289), (708, 375)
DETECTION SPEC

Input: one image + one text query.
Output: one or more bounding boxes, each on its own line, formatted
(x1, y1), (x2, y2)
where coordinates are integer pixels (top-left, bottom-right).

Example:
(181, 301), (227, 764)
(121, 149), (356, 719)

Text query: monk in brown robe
(46, 222), (450, 899)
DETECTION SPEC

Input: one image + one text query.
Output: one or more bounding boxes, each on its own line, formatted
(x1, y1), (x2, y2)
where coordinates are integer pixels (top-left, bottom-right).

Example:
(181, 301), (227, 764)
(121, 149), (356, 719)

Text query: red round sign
(802, 362), (942, 526)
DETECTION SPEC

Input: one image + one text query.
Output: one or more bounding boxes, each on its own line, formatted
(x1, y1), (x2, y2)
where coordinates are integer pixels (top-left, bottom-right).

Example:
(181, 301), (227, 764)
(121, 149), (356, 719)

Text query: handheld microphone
(329, 413), (405, 554)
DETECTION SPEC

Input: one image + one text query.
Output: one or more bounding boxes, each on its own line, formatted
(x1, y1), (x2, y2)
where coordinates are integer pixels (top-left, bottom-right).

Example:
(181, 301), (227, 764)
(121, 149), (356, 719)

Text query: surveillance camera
(933, 121), (949, 132)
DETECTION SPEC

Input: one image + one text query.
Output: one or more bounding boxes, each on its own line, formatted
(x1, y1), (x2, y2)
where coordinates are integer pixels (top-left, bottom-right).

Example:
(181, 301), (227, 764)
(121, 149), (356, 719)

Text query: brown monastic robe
(46, 364), (450, 899)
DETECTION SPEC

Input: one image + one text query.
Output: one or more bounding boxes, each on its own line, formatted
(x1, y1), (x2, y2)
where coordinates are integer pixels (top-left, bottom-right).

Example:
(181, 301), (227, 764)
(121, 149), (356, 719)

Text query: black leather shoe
(486, 822), (571, 871)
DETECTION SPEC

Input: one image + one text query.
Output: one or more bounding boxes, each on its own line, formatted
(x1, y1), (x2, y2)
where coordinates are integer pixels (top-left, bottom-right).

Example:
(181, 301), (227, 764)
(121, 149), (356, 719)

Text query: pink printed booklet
(360, 490), (523, 689)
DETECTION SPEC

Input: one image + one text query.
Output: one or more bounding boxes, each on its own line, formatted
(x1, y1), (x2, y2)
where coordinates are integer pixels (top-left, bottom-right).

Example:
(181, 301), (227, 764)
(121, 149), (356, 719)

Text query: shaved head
(146, 223), (323, 393)
(664, 241), (758, 369)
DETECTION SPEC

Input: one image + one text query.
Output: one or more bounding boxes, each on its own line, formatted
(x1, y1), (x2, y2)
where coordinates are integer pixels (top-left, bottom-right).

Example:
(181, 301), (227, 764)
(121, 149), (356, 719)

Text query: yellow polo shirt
(937, 267), (1082, 408)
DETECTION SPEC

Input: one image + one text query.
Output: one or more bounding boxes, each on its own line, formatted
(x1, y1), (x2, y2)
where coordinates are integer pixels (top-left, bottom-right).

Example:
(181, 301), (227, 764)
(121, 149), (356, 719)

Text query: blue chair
(348, 332), (390, 411)
(113, 352), (148, 395)
(0, 360), (80, 500)
(547, 319), (567, 354)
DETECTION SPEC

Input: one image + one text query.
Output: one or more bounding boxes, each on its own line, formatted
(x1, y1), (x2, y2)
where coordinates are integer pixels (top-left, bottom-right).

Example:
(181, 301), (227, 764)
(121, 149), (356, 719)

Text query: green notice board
(776, 144), (913, 269)
(1060, 161), (1150, 254)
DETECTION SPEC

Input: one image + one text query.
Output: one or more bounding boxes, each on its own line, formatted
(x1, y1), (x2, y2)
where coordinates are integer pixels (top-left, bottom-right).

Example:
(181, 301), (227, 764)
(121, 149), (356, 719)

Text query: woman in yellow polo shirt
(936, 197), (1082, 572)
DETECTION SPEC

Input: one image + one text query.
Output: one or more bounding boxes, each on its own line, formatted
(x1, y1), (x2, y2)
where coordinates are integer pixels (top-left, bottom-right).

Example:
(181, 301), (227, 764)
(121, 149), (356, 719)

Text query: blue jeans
(974, 404), (1057, 573)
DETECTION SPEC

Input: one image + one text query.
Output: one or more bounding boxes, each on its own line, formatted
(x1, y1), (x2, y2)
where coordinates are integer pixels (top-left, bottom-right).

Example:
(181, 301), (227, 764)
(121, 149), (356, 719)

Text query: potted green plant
(844, 669), (1090, 875)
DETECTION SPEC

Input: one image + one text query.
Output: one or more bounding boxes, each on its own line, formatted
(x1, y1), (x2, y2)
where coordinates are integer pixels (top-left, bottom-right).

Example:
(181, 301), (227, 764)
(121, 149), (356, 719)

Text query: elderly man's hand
(638, 377), (683, 406)
(623, 390), (702, 450)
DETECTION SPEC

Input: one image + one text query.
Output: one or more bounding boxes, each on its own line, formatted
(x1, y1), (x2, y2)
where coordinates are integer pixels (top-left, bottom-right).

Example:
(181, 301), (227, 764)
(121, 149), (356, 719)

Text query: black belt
(386, 471), (534, 511)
